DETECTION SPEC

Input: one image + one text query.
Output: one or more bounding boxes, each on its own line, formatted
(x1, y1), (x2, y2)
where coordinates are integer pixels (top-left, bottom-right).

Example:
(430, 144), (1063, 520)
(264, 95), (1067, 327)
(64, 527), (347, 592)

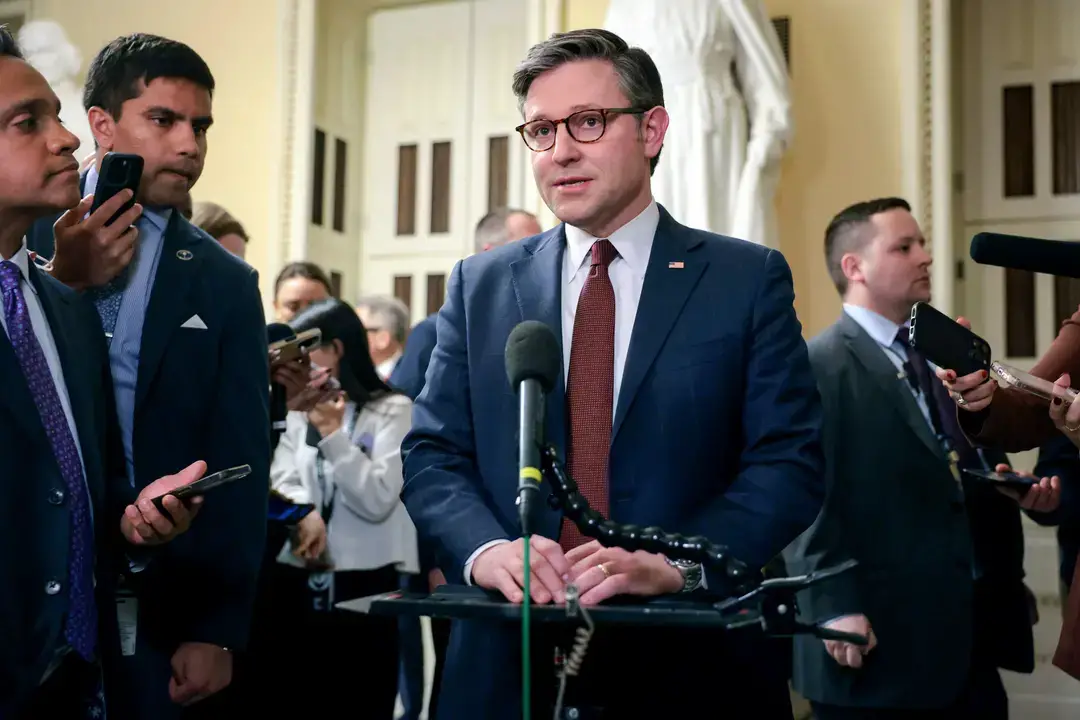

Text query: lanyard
(314, 404), (358, 524)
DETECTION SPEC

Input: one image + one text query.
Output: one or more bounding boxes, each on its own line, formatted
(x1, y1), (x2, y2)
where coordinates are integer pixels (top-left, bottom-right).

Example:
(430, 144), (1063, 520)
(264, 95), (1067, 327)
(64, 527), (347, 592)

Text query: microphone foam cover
(505, 320), (561, 393)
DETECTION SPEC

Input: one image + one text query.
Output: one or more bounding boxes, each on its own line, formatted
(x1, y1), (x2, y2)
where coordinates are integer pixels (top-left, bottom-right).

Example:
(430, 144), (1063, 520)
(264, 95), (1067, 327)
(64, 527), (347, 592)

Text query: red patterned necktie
(561, 239), (617, 551)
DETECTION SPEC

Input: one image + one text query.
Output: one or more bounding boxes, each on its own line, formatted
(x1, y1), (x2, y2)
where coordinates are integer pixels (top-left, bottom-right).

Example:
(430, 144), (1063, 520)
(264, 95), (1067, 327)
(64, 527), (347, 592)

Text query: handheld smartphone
(962, 468), (1038, 491)
(268, 490), (316, 525)
(908, 302), (992, 376)
(89, 152), (143, 226)
(991, 362), (1079, 406)
(151, 464), (252, 517)
(269, 328), (322, 364)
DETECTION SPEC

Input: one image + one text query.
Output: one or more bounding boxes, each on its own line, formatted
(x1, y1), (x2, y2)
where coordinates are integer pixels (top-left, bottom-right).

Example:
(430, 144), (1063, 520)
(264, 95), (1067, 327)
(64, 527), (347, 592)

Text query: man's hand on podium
(472, 537), (570, 605)
(565, 541), (683, 606)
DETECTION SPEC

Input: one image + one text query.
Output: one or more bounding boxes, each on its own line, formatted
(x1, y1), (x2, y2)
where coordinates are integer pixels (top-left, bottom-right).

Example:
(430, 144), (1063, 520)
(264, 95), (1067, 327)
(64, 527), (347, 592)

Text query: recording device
(269, 327), (322, 364)
(268, 323), (296, 439)
(151, 464), (253, 518)
(991, 362), (1079, 406)
(962, 467), (1038, 491)
(504, 320), (562, 536)
(268, 489), (316, 525)
(89, 152), (143, 226)
(908, 301), (992, 376)
(970, 232), (1080, 279)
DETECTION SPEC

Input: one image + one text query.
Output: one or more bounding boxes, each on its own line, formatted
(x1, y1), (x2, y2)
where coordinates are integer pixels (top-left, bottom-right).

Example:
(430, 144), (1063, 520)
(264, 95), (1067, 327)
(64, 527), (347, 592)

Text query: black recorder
(908, 301), (992, 376)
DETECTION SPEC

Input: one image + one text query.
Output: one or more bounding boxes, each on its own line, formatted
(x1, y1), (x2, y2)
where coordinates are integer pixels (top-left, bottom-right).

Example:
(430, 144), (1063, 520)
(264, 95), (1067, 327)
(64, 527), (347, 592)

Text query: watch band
(665, 558), (703, 593)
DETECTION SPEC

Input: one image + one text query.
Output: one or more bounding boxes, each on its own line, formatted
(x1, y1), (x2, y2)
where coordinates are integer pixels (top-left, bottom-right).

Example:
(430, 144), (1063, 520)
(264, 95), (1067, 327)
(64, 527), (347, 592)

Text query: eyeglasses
(515, 107), (649, 152)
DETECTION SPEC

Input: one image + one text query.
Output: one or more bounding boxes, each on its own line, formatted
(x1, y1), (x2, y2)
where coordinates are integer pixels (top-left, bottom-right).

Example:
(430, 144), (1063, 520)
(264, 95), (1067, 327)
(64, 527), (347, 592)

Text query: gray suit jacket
(783, 313), (976, 709)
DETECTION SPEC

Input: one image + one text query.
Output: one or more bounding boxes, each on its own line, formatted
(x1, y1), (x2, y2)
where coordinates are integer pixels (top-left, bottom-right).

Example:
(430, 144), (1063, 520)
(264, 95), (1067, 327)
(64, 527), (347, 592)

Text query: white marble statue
(18, 20), (95, 164)
(605, 0), (792, 248)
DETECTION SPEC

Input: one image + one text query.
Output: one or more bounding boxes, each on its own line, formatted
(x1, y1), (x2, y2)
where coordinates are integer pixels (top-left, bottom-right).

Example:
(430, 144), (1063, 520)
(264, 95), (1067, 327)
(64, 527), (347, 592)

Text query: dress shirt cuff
(463, 539), (511, 585)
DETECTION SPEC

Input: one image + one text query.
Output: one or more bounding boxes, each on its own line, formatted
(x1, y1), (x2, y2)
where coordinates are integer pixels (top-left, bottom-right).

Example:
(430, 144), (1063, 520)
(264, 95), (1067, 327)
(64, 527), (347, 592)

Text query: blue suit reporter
(26, 34), (270, 716)
(401, 29), (824, 719)
(0, 28), (209, 718)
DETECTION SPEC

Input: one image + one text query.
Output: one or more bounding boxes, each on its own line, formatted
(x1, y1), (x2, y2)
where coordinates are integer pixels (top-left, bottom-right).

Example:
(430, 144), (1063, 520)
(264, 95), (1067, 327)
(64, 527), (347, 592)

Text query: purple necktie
(0, 261), (96, 659)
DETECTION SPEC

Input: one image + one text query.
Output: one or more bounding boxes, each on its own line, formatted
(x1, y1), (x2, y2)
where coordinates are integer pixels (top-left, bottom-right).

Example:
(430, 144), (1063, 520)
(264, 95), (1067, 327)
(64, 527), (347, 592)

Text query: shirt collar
(843, 303), (907, 347)
(0, 240), (36, 295)
(84, 162), (173, 234)
(376, 352), (401, 381)
(564, 200), (659, 282)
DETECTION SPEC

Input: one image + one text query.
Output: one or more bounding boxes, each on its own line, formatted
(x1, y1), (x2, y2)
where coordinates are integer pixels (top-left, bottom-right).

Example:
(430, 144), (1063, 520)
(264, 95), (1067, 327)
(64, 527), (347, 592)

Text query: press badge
(116, 588), (138, 656)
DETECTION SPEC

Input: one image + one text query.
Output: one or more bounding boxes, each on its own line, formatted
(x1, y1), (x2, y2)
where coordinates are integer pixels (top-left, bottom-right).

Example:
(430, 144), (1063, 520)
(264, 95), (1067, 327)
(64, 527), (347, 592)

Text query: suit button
(45, 580), (62, 595)
(48, 488), (65, 505)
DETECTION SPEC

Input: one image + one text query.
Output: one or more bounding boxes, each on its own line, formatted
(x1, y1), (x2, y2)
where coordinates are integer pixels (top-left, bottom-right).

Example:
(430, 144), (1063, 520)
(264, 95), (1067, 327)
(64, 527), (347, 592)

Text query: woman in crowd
(268, 298), (417, 718)
(273, 261), (333, 323)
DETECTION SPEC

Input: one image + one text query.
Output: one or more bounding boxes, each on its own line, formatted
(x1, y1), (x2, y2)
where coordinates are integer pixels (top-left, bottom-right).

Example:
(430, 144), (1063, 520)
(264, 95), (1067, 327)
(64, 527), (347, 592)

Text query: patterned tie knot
(0, 260), (21, 293)
(590, 239), (618, 268)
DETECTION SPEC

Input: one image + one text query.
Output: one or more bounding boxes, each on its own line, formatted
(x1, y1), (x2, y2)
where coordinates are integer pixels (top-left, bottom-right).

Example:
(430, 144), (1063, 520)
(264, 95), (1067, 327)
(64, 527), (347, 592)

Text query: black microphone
(504, 320), (562, 536)
(267, 323), (294, 441)
(970, 232), (1080, 278)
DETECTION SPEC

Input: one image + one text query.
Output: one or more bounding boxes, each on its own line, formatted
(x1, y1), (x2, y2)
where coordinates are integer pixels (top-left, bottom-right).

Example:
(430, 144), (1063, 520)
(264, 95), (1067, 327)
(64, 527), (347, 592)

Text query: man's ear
(841, 252), (864, 286)
(86, 106), (115, 152)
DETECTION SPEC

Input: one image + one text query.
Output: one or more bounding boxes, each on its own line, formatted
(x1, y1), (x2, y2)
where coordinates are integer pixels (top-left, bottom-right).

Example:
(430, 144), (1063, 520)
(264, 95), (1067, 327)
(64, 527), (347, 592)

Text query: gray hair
(474, 207), (532, 254)
(511, 28), (664, 174)
(355, 295), (410, 345)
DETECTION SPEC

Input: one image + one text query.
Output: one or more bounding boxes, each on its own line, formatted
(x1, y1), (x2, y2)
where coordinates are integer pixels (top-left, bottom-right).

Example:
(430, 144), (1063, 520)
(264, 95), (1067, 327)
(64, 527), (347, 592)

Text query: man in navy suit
(401, 29), (824, 719)
(0, 27), (209, 718)
(26, 33), (270, 717)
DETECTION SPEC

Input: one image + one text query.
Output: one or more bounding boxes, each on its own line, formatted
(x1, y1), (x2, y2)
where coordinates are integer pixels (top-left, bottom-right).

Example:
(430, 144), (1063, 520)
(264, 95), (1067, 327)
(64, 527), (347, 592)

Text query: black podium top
(337, 585), (747, 628)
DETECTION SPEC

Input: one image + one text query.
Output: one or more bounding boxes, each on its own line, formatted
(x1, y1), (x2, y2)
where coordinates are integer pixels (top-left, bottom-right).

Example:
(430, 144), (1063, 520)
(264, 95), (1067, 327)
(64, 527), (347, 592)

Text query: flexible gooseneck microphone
(504, 320), (562, 537)
(267, 323), (294, 448)
(970, 232), (1080, 279)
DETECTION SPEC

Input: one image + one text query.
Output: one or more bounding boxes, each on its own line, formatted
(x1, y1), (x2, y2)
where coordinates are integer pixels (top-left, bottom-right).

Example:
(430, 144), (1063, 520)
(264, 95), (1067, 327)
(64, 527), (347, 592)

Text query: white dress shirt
(376, 351), (402, 383)
(463, 201), (661, 583)
(0, 241), (87, 480)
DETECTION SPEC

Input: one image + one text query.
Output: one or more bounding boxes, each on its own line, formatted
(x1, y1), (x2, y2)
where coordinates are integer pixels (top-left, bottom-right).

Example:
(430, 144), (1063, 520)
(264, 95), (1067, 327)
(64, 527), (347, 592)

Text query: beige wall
(563, 0), (910, 337)
(29, 0), (283, 303)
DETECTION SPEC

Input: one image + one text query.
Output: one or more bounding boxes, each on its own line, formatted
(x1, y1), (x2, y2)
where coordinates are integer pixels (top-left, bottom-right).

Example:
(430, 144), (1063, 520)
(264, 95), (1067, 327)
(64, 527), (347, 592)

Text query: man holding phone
(0, 27), (211, 717)
(784, 197), (1057, 719)
(26, 34), (270, 717)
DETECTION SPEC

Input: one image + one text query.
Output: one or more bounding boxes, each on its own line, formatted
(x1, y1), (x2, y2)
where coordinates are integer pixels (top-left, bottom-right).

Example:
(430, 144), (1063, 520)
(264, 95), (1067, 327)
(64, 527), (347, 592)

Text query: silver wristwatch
(665, 558), (703, 593)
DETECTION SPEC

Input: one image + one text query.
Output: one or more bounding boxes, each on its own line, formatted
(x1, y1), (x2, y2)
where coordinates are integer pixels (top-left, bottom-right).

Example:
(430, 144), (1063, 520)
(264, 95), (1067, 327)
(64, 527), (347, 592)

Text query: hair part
(474, 207), (534, 254)
(824, 197), (912, 296)
(355, 294), (410, 345)
(191, 201), (247, 242)
(274, 261), (333, 299)
(83, 33), (214, 119)
(512, 29), (664, 174)
(0, 25), (23, 60)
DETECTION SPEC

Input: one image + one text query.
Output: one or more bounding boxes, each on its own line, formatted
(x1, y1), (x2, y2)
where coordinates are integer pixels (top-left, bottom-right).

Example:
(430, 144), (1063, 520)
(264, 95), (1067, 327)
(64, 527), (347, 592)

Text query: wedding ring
(952, 392), (967, 406)
(597, 562), (612, 579)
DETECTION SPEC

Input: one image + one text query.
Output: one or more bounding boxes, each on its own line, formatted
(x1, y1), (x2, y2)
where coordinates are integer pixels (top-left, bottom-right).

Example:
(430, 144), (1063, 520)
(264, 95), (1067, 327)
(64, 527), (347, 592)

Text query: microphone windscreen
(505, 320), (561, 393)
(267, 322), (294, 344)
(970, 232), (1080, 279)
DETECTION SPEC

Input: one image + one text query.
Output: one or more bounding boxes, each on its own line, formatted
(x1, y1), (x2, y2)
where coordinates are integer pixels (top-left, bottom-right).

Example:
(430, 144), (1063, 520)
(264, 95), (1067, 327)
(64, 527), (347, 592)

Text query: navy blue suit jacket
(0, 264), (135, 712)
(401, 206), (824, 717)
(27, 207), (271, 657)
(389, 314), (437, 402)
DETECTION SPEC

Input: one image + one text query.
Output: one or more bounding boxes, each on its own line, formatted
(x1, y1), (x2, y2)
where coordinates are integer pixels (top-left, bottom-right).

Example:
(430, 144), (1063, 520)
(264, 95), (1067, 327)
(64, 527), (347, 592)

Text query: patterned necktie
(896, 328), (973, 461)
(561, 239), (618, 551)
(0, 261), (97, 659)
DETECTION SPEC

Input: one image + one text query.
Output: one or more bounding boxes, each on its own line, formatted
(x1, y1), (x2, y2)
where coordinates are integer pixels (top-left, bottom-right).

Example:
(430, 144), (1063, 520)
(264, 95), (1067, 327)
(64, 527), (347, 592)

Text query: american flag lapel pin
(668, 261), (684, 269)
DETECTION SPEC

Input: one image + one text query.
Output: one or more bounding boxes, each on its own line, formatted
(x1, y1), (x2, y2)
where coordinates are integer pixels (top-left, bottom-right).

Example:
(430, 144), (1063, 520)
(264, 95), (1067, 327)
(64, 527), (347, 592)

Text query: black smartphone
(151, 464), (252, 517)
(962, 468), (1038, 491)
(268, 490), (316, 525)
(90, 152), (143, 226)
(908, 301), (992, 376)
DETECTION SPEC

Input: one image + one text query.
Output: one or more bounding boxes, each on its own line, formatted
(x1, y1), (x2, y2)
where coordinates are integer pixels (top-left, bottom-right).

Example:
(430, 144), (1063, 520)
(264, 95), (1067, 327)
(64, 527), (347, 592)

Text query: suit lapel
(840, 314), (942, 459)
(0, 301), (51, 452)
(510, 229), (567, 454)
(612, 210), (706, 441)
(30, 268), (105, 507)
(135, 215), (203, 413)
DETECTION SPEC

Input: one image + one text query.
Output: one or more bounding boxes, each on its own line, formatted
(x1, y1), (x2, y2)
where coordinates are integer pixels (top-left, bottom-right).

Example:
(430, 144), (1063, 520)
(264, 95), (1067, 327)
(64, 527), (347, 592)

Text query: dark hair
(83, 33), (214, 118)
(512, 29), (665, 174)
(289, 299), (393, 407)
(0, 25), (22, 60)
(824, 197), (912, 295)
(274, 261), (333, 299)
(191, 201), (247, 242)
